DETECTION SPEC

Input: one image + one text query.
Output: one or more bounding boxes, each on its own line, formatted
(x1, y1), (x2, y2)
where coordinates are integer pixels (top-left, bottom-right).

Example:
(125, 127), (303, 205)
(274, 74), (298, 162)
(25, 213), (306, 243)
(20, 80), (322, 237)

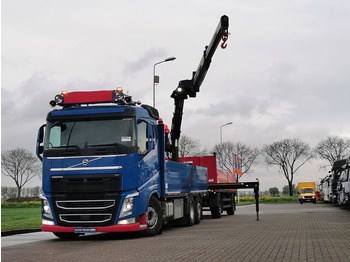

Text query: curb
(1, 228), (41, 237)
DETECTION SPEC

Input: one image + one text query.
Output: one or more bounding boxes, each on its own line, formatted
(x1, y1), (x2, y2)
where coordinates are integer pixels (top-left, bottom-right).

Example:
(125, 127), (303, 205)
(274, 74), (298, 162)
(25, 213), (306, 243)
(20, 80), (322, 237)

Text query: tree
(213, 141), (260, 175)
(1, 186), (17, 200)
(269, 187), (279, 197)
(178, 135), (207, 157)
(314, 135), (350, 167)
(282, 184), (297, 196)
(1, 148), (41, 200)
(262, 138), (313, 196)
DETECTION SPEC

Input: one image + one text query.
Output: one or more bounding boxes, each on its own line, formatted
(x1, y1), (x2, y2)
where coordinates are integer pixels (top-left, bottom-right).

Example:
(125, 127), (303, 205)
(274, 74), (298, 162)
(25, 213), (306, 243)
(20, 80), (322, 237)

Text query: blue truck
(36, 16), (259, 239)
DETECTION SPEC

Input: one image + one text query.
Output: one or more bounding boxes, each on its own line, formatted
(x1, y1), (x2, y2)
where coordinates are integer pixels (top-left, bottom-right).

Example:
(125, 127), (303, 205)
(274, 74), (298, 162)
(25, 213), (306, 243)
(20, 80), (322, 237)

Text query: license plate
(74, 227), (97, 234)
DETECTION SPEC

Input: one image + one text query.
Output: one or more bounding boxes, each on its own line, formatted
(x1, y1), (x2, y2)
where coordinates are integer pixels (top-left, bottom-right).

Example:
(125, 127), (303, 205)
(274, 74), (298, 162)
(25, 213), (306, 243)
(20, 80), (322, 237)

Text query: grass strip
(2, 207), (41, 232)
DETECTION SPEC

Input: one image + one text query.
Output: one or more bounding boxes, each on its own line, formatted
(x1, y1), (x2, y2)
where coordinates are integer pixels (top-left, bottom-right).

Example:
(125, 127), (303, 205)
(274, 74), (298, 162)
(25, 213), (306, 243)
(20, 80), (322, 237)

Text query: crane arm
(169, 15), (229, 162)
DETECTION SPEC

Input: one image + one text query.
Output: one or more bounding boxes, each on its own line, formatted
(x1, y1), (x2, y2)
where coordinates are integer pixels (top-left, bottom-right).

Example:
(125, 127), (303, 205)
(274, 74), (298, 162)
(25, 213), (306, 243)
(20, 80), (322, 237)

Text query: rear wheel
(186, 196), (195, 226)
(210, 193), (222, 219)
(225, 194), (235, 215)
(177, 196), (195, 226)
(194, 196), (202, 224)
(141, 196), (162, 237)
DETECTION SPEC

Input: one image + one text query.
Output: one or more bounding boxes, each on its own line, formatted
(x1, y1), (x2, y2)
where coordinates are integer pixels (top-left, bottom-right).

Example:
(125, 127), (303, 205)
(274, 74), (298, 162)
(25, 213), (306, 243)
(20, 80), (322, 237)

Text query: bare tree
(314, 135), (350, 167)
(262, 138), (313, 196)
(1, 148), (41, 200)
(178, 135), (207, 157)
(213, 141), (260, 175)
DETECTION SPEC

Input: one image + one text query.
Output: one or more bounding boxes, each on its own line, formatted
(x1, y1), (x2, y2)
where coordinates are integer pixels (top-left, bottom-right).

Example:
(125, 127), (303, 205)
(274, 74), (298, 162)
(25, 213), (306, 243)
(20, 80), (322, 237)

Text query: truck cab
(37, 89), (165, 238)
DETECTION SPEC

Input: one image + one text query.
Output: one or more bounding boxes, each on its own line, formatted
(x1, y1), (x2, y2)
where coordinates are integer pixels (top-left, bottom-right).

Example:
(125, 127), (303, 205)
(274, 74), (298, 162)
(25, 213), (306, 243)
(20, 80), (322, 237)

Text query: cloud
(2, 1), (350, 191)
(122, 47), (168, 75)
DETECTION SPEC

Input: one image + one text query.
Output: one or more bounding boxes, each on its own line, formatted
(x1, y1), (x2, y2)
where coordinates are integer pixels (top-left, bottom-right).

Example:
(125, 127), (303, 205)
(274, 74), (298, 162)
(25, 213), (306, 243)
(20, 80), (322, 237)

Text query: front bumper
(42, 214), (147, 233)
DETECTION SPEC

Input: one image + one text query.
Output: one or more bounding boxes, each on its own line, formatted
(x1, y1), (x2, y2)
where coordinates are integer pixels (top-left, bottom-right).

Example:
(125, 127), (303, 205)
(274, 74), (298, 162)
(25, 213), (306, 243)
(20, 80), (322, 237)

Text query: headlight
(119, 192), (139, 218)
(40, 195), (53, 219)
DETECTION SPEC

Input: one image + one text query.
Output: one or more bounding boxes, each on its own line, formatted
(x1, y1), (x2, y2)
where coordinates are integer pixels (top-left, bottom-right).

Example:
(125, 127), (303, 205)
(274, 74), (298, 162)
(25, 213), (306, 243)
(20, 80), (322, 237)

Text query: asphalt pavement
(2, 203), (350, 262)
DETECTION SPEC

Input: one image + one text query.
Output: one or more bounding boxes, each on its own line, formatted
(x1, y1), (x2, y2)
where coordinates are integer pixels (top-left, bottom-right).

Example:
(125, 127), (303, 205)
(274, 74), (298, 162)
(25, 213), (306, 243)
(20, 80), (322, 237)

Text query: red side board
(179, 156), (241, 184)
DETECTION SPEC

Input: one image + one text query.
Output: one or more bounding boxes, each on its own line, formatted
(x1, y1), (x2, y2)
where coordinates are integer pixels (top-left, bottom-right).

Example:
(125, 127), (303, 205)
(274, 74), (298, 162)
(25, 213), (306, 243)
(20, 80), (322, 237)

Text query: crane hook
(221, 32), (229, 49)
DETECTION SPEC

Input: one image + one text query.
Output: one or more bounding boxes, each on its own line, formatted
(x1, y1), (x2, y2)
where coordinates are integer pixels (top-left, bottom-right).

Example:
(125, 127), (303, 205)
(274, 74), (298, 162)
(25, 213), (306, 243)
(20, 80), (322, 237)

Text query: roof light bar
(49, 88), (140, 107)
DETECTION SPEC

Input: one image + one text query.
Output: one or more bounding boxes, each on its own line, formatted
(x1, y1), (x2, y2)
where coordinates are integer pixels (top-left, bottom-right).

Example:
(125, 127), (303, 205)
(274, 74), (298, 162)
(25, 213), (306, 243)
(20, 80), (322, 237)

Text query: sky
(2, 0), (350, 192)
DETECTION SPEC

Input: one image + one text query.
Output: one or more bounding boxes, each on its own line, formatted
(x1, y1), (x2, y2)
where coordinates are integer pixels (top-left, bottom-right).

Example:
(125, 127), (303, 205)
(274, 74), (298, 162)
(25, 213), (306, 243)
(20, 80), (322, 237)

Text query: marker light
(115, 88), (124, 102)
(61, 90), (68, 95)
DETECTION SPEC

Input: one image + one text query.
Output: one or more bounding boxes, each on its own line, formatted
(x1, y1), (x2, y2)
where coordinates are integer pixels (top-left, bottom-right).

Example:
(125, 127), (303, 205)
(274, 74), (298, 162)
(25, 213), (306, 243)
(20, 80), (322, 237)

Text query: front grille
(51, 174), (121, 193)
(59, 214), (112, 223)
(51, 174), (121, 227)
(56, 200), (115, 210)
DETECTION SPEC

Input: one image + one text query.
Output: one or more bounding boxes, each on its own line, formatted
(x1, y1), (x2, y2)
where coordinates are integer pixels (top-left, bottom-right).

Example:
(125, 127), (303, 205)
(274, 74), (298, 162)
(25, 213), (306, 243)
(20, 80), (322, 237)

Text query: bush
(1, 201), (41, 208)
(239, 196), (254, 202)
(237, 195), (299, 204)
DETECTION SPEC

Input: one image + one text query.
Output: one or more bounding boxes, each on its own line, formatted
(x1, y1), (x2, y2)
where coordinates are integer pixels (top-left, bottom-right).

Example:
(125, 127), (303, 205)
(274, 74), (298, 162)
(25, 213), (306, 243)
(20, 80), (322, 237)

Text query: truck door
(137, 120), (156, 155)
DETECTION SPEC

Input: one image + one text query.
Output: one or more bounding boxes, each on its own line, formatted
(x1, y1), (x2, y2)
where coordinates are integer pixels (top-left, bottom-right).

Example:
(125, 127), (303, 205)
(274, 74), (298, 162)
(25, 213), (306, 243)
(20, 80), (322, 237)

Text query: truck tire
(225, 195), (235, 216)
(53, 232), (80, 240)
(188, 196), (195, 226)
(177, 195), (195, 227)
(141, 196), (162, 237)
(194, 196), (202, 224)
(210, 193), (222, 219)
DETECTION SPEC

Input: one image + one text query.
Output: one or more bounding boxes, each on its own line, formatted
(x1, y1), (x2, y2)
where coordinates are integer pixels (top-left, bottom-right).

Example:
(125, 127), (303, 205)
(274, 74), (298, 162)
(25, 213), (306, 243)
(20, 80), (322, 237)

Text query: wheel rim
(147, 206), (158, 229)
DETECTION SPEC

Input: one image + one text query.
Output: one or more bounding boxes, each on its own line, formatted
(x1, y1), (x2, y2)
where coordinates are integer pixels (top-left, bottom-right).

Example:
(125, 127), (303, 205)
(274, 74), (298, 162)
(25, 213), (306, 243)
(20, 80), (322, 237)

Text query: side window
(150, 124), (156, 149)
(49, 126), (61, 148)
(137, 121), (148, 154)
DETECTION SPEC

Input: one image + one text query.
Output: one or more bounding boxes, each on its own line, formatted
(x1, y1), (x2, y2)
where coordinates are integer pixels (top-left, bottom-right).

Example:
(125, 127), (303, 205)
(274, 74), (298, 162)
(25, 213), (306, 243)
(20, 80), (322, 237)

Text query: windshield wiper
(53, 145), (81, 156)
(89, 143), (137, 155)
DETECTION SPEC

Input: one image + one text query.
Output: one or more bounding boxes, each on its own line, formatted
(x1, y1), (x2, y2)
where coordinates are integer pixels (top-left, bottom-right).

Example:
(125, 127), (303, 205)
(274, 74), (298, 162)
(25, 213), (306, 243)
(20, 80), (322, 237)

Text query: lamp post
(153, 56), (176, 107)
(220, 122), (233, 144)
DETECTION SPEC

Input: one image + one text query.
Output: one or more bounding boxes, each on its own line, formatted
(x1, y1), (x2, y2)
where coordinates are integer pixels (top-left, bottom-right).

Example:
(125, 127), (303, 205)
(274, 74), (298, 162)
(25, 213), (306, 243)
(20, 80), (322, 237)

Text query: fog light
(55, 94), (64, 105)
(117, 217), (136, 225)
(42, 219), (55, 226)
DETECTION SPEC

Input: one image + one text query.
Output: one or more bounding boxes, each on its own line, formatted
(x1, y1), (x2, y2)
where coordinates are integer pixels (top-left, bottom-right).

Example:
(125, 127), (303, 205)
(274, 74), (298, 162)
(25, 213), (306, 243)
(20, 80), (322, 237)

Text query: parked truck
(336, 158), (350, 205)
(319, 158), (350, 206)
(36, 16), (259, 239)
(298, 182), (316, 204)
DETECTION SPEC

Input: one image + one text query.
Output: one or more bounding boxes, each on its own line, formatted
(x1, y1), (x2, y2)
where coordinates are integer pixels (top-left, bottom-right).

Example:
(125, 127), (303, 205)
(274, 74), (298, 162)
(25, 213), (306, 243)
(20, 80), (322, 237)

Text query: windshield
(44, 117), (137, 156)
(301, 188), (314, 194)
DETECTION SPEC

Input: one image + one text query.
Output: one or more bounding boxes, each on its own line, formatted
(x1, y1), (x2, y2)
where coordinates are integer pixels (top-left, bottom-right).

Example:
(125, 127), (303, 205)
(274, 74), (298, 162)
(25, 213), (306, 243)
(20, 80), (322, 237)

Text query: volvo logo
(82, 159), (89, 166)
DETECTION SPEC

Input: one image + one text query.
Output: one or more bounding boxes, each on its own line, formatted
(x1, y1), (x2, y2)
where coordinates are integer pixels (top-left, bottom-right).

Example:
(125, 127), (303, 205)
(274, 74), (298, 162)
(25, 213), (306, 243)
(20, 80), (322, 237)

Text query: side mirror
(36, 124), (46, 161)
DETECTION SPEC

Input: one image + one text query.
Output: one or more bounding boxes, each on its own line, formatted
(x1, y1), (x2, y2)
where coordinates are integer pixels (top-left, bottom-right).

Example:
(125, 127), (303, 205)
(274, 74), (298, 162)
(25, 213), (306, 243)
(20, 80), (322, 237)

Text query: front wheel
(141, 196), (162, 237)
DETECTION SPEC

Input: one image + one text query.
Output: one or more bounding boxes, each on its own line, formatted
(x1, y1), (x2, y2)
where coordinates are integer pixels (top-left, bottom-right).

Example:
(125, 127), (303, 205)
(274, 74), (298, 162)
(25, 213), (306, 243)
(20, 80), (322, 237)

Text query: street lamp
(220, 122), (233, 144)
(153, 56), (176, 107)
